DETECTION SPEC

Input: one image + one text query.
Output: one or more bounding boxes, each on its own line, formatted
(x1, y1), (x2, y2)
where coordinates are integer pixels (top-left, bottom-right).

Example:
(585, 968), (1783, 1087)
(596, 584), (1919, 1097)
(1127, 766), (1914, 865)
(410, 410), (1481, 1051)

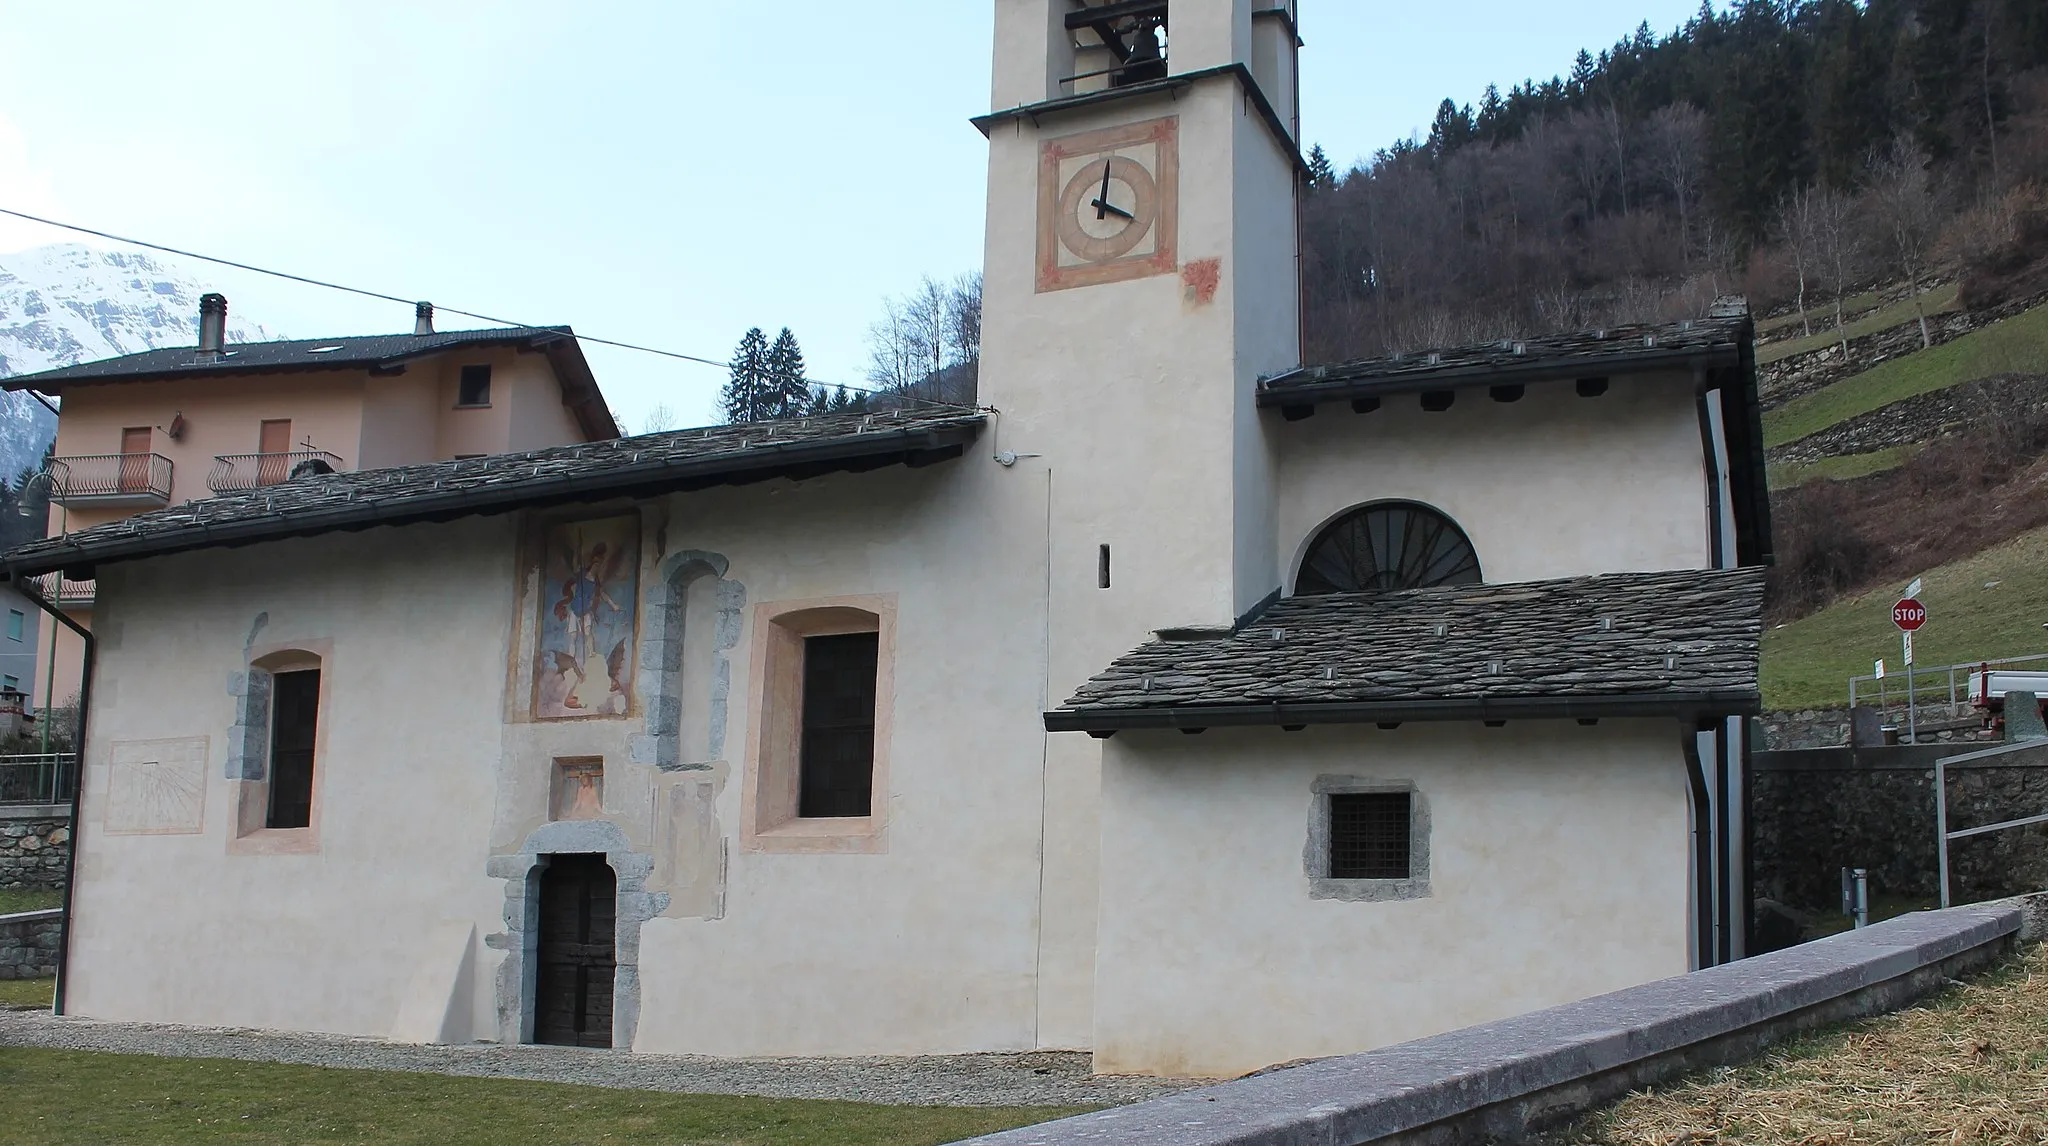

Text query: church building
(3, 0), (1768, 1078)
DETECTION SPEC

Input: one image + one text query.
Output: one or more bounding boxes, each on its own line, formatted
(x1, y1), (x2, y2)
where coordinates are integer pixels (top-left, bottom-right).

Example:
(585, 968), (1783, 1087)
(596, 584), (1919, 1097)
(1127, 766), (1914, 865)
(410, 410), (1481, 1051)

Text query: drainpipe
(11, 571), (95, 1016)
(1681, 719), (1715, 970)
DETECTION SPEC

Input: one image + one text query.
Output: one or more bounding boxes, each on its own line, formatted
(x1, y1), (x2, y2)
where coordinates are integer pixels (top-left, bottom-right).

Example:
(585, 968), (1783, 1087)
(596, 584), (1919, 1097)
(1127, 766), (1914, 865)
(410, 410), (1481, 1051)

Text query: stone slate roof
(0, 410), (986, 579)
(1044, 567), (1765, 733)
(1257, 312), (1750, 408)
(7, 326), (565, 389)
(3, 325), (621, 440)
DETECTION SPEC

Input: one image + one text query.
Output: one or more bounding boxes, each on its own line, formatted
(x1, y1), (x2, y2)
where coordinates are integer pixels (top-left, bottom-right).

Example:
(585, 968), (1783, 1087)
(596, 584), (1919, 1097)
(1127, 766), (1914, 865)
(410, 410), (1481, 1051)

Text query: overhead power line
(0, 205), (980, 414)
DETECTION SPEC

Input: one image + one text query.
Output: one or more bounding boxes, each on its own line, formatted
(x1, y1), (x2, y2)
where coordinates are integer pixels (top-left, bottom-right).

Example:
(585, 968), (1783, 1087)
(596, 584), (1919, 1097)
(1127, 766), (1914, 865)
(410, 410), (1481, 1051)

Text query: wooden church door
(533, 853), (617, 1047)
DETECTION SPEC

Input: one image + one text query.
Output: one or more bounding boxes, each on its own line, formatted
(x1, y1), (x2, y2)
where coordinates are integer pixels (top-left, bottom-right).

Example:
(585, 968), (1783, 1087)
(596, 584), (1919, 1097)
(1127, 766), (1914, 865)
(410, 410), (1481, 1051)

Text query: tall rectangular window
(6, 610), (21, 642)
(797, 632), (879, 818)
(457, 365), (492, 407)
(266, 669), (321, 830)
(1328, 792), (1412, 880)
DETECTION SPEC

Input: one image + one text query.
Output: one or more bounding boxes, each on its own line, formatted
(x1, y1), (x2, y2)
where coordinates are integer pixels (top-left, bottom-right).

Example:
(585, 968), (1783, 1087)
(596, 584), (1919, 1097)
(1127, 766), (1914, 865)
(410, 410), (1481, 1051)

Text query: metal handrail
(45, 454), (173, 502)
(1847, 651), (2048, 714)
(207, 450), (345, 492)
(0, 752), (76, 807)
(1934, 738), (2048, 906)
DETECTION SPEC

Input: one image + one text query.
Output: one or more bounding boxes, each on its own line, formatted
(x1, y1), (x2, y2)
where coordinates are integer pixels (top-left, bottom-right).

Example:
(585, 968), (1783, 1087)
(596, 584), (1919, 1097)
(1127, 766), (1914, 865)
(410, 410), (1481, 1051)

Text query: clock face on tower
(1036, 116), (1179, 293)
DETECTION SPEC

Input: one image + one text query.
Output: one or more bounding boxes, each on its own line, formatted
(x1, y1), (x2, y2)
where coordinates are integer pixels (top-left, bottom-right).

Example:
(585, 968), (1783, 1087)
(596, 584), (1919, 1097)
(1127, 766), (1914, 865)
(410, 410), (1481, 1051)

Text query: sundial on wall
(1037, 116), (1179, 292)
(104, 737), (209, 835)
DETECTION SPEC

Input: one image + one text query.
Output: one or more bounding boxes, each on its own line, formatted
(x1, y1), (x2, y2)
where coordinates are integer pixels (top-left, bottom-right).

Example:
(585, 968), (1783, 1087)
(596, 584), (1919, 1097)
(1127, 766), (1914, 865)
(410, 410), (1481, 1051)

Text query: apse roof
(1258, 312), (1751, 410)
(1044, 566), (1765, 734)
(0, 410), (986, 580)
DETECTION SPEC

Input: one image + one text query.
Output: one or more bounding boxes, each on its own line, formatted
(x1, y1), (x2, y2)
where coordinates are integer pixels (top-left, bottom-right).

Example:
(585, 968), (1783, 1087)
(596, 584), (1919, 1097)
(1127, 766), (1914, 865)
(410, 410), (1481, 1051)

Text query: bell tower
(977, 0), (1302, 654)
(974, 0), (1303, 1049)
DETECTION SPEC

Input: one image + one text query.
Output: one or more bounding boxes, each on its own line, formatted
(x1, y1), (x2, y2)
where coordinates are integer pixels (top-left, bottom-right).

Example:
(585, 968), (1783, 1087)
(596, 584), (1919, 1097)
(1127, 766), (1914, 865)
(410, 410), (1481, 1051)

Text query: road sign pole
(1906, 632), (1916, 743)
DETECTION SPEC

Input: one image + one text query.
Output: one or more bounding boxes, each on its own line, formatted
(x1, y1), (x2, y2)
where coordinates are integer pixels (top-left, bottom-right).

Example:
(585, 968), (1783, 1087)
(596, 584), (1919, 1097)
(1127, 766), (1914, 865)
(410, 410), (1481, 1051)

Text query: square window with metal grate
(1328, 792), (1411, 880)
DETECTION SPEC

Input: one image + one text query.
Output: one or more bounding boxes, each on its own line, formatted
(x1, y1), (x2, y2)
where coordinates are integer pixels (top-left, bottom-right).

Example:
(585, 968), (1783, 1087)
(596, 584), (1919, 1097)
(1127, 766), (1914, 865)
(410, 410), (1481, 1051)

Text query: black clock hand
(1090, 197), (1136, 221)
(1096, 159), (1114, 219)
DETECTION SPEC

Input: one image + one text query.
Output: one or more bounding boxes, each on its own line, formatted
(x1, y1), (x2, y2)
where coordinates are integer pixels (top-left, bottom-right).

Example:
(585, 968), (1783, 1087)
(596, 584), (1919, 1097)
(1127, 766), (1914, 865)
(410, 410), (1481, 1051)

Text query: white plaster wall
(67, 517), (517, 1035)
(1273, 373), (1711, 587)
(65, 455), (1062, 1056)
(1092, 720), (1695, 1078)
(629, 460), (1054, 1056)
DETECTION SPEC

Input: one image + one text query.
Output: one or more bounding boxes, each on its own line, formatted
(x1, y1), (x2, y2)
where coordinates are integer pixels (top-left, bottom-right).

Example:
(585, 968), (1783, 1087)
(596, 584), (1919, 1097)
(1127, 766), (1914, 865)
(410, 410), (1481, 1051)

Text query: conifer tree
(1306, 145), (1336, 192)
(764, 328), (810, 419)
(721, 327), (770, 424)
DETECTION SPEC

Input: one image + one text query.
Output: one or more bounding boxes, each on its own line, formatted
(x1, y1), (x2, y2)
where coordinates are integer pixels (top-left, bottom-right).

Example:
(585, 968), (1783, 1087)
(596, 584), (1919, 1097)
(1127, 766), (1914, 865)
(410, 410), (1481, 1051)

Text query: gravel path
(0, 1008), (1206, 1108)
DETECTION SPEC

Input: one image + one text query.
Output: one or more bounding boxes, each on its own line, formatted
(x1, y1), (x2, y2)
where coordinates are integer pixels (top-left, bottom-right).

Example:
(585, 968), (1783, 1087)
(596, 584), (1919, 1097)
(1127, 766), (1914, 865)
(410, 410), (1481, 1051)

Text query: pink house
(4, 295), (619, 707)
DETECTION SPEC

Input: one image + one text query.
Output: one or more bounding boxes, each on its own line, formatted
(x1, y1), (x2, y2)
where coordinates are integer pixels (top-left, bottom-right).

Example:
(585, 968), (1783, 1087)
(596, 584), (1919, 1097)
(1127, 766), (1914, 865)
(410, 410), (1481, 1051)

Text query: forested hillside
(1302, 0), (2048, 362)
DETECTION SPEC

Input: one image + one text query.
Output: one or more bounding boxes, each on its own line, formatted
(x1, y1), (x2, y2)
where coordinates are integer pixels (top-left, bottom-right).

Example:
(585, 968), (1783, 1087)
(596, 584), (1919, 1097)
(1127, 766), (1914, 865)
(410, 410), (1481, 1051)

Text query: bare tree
(639, 403), (680, 435)
(866, 273), (984, 407)
(1774, 187), (1822, 337)
(1646, 105), (1708, 266)
(1866, 137), (1943, 349)
(1809, 184), (1862, 359)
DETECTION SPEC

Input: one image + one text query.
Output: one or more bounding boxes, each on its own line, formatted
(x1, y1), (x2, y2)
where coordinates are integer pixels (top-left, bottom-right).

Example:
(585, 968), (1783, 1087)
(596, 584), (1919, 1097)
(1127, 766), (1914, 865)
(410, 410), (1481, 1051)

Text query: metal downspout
(1681, 721), (1715, 970)
(12, 573), (94, 1015)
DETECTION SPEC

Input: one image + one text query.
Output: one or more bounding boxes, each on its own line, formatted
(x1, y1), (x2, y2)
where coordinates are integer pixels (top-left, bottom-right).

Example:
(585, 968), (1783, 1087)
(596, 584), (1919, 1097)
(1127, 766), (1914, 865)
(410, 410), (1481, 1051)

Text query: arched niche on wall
(1293, 501), (1483, 596)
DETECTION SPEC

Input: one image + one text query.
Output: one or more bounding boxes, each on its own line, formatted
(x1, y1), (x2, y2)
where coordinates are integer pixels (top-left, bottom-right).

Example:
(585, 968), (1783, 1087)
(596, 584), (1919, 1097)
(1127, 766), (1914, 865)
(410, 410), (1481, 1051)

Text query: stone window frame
(226, 640), (332, 855)
(1305, 774), (1431, 902)
(740, 594), (895, 855)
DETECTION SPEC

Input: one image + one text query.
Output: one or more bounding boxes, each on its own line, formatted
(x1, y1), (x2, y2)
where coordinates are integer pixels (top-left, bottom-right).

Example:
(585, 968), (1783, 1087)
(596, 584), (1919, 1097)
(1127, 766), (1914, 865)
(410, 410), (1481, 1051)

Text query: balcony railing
(207, 450), (345, 493)
(46, 454), (173, 507)
(0, 753), (75, 807)
(27, 574), (94, 606)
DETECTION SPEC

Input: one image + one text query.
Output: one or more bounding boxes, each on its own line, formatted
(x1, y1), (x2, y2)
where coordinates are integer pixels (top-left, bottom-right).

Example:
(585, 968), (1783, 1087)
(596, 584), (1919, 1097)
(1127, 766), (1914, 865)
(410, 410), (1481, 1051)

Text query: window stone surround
(631, 550), (745, 771)
(1305, 774), (1431, 902)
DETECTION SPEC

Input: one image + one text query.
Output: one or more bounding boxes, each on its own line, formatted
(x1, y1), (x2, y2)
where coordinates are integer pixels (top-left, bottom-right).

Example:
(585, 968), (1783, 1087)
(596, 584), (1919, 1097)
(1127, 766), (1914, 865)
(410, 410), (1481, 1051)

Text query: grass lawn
(0, 976), (53, 1008)
(1757, 286), (1888, 336)
(1757, 282), (1959, 365)
(1764, 443), (1920, 488)
(1762, 302), (2048, 448)
(0, 887), (63, 914)
(1762, 524), (2048, 710)
(1555, 941), (2048, 1143)
(0, 1047), (1091, 1145)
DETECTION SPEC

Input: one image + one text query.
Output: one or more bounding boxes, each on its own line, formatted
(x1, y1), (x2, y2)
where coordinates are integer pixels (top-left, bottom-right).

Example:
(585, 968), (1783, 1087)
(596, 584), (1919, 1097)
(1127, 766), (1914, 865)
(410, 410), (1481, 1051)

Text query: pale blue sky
(0, 2), (1715, 429)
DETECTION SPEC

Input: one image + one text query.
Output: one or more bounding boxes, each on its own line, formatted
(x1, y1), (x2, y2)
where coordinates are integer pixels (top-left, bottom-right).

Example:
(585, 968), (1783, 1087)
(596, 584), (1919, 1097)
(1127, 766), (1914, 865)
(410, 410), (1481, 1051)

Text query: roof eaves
(1042, 689), (1763, 734)
(1258, 344), (1741, 408)
(3, 417), (984, 578)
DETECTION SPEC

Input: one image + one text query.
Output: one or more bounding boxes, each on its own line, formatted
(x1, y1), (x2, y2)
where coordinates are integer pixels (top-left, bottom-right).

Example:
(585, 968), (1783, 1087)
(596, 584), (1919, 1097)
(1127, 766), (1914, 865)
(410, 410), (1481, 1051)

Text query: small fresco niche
(550, 757), (605, 822)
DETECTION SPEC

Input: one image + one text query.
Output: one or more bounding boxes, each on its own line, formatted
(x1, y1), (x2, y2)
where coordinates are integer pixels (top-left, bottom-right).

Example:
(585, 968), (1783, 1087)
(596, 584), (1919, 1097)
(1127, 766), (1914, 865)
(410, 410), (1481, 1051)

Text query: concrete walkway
(0, 1008), (1201, 1108)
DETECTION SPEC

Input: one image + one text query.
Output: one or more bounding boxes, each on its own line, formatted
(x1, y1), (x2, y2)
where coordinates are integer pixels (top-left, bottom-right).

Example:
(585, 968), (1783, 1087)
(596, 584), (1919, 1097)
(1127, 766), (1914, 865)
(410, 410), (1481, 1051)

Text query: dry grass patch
(1555, 942), (2048, 1144)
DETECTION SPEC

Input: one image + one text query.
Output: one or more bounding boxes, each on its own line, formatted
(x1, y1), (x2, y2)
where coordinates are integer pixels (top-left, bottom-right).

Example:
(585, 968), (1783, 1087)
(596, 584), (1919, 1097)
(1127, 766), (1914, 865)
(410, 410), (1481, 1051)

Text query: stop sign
(1893, 598), (1927, 631)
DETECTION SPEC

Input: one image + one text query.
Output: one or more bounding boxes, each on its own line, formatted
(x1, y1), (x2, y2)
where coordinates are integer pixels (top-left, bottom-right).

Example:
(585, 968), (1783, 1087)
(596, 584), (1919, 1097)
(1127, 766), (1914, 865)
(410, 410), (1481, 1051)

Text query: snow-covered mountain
(0, 243), (279, 482)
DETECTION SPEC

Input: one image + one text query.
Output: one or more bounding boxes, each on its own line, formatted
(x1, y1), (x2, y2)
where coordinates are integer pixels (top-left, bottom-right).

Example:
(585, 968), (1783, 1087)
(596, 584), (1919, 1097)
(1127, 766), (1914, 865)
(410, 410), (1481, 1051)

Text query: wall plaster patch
(1305, 774), (1433, 903)
(486, 818), (667, 1050)
(632, 550), (745, 770)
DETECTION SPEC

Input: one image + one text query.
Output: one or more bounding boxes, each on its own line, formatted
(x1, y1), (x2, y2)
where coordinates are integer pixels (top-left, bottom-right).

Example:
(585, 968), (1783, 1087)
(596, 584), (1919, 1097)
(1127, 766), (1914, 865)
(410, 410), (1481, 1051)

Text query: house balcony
(207, 450), (345, 493)
(46, 453), (173, 508)
(29, 573), (95, 607)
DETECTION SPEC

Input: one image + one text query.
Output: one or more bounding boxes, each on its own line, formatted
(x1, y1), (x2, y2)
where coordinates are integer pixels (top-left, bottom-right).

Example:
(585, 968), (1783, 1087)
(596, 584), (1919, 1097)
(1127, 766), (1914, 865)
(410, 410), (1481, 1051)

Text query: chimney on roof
(197, 293), (228, 357)
(414, 301), (434, 336)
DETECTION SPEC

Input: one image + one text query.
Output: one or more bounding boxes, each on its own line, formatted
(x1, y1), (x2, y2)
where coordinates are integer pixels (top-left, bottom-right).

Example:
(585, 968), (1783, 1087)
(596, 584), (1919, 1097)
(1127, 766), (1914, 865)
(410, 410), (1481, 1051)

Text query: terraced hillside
(1756, 276), (2048, 713)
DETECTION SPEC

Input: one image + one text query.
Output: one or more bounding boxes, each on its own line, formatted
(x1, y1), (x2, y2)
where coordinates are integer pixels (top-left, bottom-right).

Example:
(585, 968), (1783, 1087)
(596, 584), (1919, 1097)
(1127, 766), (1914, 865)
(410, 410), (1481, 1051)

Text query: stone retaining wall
(0, 908), (61, 982)
(959, 896), (2042, 1146)
(1751, 746), (2048, 912)
(0, 809), (70, 890)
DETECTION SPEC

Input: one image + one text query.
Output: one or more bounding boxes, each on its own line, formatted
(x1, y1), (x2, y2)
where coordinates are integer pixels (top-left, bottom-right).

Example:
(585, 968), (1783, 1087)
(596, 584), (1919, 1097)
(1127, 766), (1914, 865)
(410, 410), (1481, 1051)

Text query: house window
(457, 365), (492, 407)
(2, 675), (18, 691)
(6, 610), (21, 641)
(1295, 502), (1481, 595)
(798, 632), (880, 818)
(743, 596), (896, 853)
(1329, 793), (1411, 879)
(1307, 776), (1430, 901)
(265, 669), (321, 830)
